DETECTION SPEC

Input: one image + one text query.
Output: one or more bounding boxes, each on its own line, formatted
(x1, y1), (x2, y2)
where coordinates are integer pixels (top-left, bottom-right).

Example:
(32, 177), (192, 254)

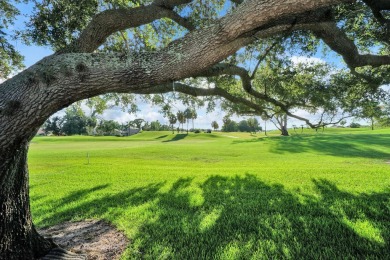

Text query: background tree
(350, 122), (361, 128)
(168, 113), (177, 134)
(130, 118), (145, 131)
(360, 100), (383, 130)
(377, 101), (390, 127)
(238, 120), (250, 132)
(177, 111), (186, 133)
(184, 108), (192, 133)
(142, 121), (151, 131)
(211, 121), (219, 131)
(61, 106), (88, 135)
(85, 116), (97, 136)
(222, 116), (239, 132)
(96, 120), (121, 136)
(150, 120), (162, 131)
(247, 117), (260, 134)
(43, 116), (63, 136)
(190, 108), (197, 130)
(353, 91), (390, 130)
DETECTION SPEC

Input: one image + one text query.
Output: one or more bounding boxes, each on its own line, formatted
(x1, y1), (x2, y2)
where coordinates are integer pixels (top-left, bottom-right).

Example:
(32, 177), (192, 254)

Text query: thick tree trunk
(0, 141), (55, 259)
(280, 115), (289, 136)
(280, 126), (289, 136)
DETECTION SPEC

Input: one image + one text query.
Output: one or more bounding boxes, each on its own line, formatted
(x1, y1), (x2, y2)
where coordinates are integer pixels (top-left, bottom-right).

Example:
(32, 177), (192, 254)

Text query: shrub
(350, 123), (361, 128)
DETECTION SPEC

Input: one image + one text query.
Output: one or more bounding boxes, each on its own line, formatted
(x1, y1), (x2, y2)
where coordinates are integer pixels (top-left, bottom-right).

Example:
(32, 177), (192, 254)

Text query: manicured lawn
(29, 128), (390, 259)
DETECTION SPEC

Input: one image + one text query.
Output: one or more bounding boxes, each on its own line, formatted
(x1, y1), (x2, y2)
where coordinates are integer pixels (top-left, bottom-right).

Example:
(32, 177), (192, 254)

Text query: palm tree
(177, 111), (185, 133)
(168, 113), (177, 134)
(191, 109), (197, 130)
(183, 108), (192, 134)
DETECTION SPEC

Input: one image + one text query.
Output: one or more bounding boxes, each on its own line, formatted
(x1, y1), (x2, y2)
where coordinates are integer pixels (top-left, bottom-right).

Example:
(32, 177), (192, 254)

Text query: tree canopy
(3, 0), (390, 129)
(2, 0), (390, 258)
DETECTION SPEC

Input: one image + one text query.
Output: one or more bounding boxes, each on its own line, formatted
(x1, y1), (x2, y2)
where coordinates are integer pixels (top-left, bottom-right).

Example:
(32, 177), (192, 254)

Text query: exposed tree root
(40, 248), (86, 260)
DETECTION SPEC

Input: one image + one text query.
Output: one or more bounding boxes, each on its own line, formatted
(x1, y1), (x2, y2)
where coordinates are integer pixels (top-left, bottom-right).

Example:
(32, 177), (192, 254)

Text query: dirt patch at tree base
(39, 219), (129, 259)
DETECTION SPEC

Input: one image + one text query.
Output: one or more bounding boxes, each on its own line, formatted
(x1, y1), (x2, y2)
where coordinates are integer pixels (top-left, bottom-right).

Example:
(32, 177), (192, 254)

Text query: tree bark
(281, 115), (289, 136)
(0, 142), (54, 259)
(280, 126), (289, 136)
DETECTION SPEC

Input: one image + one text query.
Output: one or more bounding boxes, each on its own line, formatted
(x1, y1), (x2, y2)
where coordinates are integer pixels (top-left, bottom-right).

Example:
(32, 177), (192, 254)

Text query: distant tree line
(42, 105), (202, 136)
(221, 116), (261, 133)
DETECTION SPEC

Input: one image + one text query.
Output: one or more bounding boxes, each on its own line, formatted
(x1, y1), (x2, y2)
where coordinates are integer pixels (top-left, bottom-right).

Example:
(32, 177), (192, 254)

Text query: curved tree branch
(131, 82), (267, 114)
(62, 0), (346, 54)
(60, 0), (195, 53)
(165, 9), (196, 31)
(307, 22), (390, 69)
(153, 0), (193, 9)
(130, 81), (336, 128)
(195, 62), (352, 128)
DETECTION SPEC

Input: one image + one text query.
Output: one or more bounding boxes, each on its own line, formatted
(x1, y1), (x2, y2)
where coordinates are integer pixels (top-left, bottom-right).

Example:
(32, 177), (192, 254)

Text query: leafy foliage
(26, 0), (99, 49)
(0, 0), (24, 78)
(211, 120), (218, 130)
(334, 1), (390, 52)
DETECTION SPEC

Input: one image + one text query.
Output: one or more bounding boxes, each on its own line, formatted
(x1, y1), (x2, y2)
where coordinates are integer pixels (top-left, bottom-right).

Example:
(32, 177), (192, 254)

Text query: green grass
(29, 128), (390, 259)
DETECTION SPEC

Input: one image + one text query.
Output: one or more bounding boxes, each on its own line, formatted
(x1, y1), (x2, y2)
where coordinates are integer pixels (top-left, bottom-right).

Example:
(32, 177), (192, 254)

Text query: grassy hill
(29, 128), (390, 259)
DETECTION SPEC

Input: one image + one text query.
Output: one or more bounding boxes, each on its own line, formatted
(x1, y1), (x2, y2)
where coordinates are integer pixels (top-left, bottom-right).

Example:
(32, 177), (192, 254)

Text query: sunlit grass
(29, 128), (390, 259)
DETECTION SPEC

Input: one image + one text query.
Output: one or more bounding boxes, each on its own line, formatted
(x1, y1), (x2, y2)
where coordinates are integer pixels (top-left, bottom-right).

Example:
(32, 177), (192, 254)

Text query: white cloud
(290, 56), (326, 66)
(101, 109), (132, 123)
(144, 111), (165, 123)
(381, 84), (390, 92)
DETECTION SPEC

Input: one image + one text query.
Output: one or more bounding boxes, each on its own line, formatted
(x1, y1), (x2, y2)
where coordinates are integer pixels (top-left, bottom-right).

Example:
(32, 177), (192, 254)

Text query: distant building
(121, 128), (140, 136)
(129, 128), (140, 135)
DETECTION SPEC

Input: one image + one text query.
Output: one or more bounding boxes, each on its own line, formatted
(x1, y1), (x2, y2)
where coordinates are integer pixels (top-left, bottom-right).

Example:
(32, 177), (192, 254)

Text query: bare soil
(39, 219), (129, 259)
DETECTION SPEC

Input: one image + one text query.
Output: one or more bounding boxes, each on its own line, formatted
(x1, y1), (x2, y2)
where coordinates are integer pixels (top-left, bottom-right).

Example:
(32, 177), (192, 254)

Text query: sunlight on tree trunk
(0, 142), (54, 258)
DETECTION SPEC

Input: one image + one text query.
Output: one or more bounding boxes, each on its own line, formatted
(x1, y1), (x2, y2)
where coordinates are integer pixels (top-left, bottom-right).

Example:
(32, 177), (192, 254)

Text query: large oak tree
(1, 0), (390, 258)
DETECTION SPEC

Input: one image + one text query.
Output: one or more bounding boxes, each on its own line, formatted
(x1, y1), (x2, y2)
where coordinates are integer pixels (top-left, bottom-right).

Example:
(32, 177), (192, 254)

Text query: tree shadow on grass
(273, 134), (390, 159)
(163, 134), (188, 142)
(155, 135), (168, 139)
(234, 134), (390, 159)
(33, 175), (389, 259)
(231, 137), (267, 144)
(33, 183), (164, 228)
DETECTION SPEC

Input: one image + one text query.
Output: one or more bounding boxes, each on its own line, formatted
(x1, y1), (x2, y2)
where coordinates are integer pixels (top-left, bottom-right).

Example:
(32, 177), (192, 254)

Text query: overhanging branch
(308, 22), (390, 69)
(60, 0), (196, 53)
